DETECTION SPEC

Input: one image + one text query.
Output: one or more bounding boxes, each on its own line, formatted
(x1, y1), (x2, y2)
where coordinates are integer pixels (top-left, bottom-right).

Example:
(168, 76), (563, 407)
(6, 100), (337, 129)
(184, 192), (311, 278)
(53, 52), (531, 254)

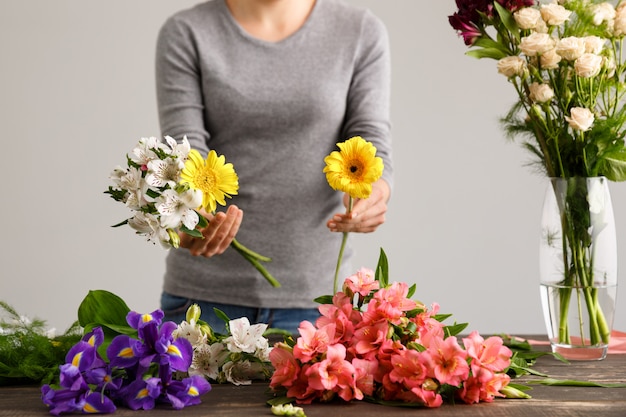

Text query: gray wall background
(1, 0), (624, 336)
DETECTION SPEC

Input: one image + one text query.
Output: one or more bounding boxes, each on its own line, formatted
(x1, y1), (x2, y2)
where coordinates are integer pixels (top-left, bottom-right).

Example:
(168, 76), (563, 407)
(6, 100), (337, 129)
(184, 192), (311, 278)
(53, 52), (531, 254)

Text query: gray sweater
(155, 0), (392, 308)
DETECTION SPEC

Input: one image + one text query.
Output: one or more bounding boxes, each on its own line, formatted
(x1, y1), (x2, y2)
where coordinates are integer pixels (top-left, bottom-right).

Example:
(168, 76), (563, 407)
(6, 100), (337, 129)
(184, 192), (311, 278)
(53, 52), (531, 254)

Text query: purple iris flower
(81, 392), (116, 414)
(106, 335), (142, 369)
(122, 377), (162, 410)
(165, 375), (212, 410)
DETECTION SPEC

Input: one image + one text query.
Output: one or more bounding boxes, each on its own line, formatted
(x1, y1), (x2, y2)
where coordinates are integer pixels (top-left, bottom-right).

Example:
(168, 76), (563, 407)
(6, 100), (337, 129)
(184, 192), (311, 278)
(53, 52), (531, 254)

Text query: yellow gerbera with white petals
(323, 136), (383, 199)
(180, 149), (239, 213)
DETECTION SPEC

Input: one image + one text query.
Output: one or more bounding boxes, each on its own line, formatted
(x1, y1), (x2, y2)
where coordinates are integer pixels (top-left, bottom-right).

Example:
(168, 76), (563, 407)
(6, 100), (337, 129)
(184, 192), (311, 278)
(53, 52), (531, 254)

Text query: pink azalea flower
(269, 343), (300, 389)
(462, 331), (512, 373)
(293, 321), (335, 363)
(343, 268), (379, 297)
(305, 344), (361, 401)
(422, 336), (470, 387)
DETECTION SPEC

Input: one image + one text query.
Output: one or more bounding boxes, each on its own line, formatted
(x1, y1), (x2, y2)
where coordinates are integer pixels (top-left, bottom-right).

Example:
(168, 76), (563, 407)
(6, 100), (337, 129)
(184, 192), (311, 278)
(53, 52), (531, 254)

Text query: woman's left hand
(326, 179), (390, 233)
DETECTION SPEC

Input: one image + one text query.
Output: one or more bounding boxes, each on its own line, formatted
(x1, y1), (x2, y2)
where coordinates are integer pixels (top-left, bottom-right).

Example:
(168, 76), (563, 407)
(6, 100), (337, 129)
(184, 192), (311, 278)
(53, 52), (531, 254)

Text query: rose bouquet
(106, 136), (280, 287)
(268, 250), (527, 407)
(449, 1), (626, 354)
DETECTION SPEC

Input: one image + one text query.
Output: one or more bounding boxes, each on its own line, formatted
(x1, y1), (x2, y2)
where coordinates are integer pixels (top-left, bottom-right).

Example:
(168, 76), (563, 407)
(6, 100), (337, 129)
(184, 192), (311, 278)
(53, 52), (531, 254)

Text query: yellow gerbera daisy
(323, 136), (384, 199)
(180, 149), (239, 213)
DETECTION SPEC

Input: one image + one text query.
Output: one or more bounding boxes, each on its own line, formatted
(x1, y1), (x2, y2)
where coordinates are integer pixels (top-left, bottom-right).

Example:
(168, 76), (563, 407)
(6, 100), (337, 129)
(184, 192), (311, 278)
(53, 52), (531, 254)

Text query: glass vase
(539, 177), (618, 360)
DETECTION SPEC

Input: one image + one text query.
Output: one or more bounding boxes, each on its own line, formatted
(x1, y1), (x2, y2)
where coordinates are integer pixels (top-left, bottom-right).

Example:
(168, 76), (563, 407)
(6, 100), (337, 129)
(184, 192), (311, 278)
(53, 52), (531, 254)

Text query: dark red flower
(449, 0), (537, 45)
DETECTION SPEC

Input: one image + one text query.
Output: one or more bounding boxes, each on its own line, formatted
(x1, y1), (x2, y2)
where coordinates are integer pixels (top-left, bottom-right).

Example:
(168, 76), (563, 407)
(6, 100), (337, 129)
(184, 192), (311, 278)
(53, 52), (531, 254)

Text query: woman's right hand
(179, 205), (243, 257)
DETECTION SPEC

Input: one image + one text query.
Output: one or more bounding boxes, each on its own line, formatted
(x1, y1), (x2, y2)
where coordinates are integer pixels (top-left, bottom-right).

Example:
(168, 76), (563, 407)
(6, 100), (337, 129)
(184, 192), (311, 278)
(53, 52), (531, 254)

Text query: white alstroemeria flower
(224, 317), (269, 354)
(222, 360), (267, 386)
(111, 166), (142, 192)
(130, 136), (162, 166)
(174, 320), (207, 348)
(114, 167), (147, 209)
(156, 189), (201, 230)
(164, 135), (191, 161)
(189, 342), (230, 380)
(146, 157), (181, 188)
(128, 212), (170, 247)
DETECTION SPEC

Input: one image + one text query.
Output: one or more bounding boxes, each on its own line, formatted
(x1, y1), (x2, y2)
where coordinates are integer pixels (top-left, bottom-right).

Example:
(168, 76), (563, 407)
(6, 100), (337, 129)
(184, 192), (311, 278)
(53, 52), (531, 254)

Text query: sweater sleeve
(155, 15), (211, 155)
(342, 10), (394, 191)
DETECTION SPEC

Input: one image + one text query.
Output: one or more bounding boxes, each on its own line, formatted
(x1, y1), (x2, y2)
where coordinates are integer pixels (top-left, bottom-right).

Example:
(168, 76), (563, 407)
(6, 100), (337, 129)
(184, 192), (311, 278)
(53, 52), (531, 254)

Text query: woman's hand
(180, 205), (243, 257)
(327, 179), (390, 233)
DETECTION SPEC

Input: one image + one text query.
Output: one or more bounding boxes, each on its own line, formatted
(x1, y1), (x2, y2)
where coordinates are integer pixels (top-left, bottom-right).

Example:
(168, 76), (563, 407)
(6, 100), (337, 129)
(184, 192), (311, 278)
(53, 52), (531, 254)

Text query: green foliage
(0, 301), (82, 386)
(77, 290), (135, 360)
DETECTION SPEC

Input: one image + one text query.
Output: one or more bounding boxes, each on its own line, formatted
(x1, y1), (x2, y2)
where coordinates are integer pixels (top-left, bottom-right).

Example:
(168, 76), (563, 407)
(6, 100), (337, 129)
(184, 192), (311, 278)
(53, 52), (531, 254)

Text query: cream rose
(497, 56), (527, 78)
(614, 6), (626, 36)
(583, 36), (606, 54)
(592, 2), (616, 26)
(604, 54), (617, 77)
(540, 3), (572, 26)
(574, 53), (603, 78)
(520, 32), (555, 57)
(540, 48), (562, 69)
(566, 107), (594, 132)
(529, 82), (554, 103)
(556, 37), (586, 61)
(514, 7), (542, 30)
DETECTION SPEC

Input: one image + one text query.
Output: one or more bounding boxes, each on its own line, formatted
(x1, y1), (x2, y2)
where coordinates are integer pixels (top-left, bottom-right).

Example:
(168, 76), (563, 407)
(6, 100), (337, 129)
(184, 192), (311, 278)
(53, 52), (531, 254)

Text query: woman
(156, 0), (393, 334)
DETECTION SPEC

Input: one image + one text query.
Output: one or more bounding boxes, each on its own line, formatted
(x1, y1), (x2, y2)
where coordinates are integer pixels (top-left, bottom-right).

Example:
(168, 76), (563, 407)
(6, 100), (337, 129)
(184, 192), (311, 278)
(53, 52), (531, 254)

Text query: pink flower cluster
(269, 268), (513, 407)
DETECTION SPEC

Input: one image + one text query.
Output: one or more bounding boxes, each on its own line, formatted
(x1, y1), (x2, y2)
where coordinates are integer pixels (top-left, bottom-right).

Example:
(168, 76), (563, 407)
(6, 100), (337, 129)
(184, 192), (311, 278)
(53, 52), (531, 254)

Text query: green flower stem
(555, 180), (610, 347)
(230, 238), (281, 288)
(332, 197), (353, 294)
(231, 238), (271, 263)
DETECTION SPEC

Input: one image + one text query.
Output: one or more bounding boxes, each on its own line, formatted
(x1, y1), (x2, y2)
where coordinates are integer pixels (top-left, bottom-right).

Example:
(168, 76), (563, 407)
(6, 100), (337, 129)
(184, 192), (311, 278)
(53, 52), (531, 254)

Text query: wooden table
(1, 348), (624, 416)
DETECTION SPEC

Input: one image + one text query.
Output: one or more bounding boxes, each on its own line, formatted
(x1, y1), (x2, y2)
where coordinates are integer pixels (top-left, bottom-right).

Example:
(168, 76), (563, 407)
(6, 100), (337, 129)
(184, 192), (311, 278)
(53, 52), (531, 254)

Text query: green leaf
(110, 219), (129, 228)
(196, 212), (209, 228)
(598, 149), (626, 181)
(529, 378), (626, 388)
(375, 248), (389, 287)
(494, 1), (519, 40)
(266, 396), (294, 406)
(313, 295), (334, 305)
(77, 290), (131, 330)
(466, 48), (508, 60)
(180, 225), (203, 238)
(443, 322), (468, 337)
(212, 308), (231, 325)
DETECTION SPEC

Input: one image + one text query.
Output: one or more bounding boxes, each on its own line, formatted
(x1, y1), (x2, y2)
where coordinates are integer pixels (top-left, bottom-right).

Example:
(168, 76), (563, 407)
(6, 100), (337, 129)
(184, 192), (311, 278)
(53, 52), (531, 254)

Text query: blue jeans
(160, 292), (320, 336)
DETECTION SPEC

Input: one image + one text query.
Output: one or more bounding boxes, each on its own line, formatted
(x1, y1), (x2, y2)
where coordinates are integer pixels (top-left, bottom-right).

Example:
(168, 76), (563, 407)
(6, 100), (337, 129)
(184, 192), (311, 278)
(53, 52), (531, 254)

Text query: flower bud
(167, 229), (180, 248)
(271, 404), (307, 417)
(422, 378), (439, 392)
(186, 303), (202, 323)
(500, 385), (532, 399)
